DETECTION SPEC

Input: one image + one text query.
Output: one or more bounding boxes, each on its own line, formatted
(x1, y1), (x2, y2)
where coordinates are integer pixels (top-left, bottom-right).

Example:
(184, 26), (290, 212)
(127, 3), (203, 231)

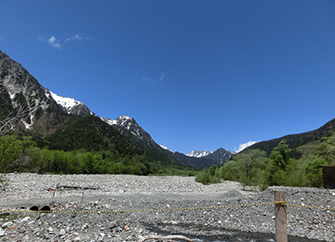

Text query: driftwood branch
(138, 235), (195, 242)
(56, 184), (99, 190)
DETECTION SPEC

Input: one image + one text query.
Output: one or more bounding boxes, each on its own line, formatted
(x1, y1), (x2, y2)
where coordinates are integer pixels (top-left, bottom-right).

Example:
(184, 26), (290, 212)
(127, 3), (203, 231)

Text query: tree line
(0, 134), (196, 176)
(196, 138), (333, 189)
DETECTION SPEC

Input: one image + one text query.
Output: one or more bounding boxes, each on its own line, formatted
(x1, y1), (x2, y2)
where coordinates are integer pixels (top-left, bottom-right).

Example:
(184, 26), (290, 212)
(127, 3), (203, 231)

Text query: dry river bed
(0, 173), (334, 242)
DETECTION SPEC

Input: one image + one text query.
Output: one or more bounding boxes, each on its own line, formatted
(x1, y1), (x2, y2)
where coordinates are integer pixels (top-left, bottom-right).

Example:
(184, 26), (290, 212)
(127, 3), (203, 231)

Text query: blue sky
(1, 0), (335, 154)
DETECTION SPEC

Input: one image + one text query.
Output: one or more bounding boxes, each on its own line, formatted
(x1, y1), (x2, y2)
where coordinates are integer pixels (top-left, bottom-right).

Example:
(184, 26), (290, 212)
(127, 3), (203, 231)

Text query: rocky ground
(0, 173), (334, 241)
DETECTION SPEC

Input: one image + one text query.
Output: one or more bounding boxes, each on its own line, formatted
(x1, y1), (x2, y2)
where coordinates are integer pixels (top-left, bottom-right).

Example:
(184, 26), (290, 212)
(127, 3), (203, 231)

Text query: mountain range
(0, 49), (233, 168)
(2, 48), (334, 170)
(48, 91), (236, 168)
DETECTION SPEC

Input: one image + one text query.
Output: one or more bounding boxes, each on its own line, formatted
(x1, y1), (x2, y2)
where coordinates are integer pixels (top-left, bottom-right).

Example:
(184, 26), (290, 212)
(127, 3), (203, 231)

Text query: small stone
(2, 221), (13, 229)
(73, 237), (81, 241)
(20, 216), (30, 223)
(38, 231), (50, 239)
(59, 229), (66, 235)
(0, 228), (5, 237)
(124, 225), (130, 231)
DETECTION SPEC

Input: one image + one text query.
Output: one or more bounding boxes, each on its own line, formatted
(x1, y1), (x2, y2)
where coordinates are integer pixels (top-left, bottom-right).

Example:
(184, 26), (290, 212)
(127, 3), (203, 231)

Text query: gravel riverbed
(0, 173), (334, 241)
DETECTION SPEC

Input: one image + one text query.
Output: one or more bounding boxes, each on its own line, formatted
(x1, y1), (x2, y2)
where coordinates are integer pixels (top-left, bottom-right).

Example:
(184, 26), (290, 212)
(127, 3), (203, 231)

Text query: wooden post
(274, 191), (287, 242)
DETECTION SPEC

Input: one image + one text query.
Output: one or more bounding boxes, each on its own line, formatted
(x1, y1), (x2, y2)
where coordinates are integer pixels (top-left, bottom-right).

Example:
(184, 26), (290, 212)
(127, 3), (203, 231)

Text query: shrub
(195, 169), (221, 185)
(0, 173), (9, 193)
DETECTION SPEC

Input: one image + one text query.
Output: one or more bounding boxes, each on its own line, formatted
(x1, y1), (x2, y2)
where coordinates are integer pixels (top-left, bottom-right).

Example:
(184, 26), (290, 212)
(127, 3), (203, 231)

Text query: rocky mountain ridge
(170, 148), (235, 168)
(186, 150), (213, 158)
(37, 77), (233, 168)
(0, 49), (233, 168)
(48, 90), (94, 117)
(0, 50), (68, 134)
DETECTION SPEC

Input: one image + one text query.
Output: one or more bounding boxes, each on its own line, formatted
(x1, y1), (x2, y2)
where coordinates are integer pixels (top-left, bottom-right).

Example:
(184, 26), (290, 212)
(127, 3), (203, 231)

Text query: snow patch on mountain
(49, 91), (82, 113)
(159, 144), (173, 153)
(102, 115), (134, 130)
(22, 114), (34, 130)
(47, 90), (94, 116)
(117, 116), (133, 130)
(186, 150), (214, 158)
(101, 115), (158, 148)
(101, 117), (117, 126)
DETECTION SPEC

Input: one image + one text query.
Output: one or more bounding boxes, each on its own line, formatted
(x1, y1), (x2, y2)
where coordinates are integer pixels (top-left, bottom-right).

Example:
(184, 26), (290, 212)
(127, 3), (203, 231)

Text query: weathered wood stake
(138, 235), (195, 242)
(274, 190), (287, 242)
(81, 190), (85, 203)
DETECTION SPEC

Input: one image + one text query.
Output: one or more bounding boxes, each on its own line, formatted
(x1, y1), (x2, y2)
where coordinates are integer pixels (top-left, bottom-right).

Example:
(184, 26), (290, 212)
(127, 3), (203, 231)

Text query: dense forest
(0, 133), (197, 176)
(0, 115), (198, 176)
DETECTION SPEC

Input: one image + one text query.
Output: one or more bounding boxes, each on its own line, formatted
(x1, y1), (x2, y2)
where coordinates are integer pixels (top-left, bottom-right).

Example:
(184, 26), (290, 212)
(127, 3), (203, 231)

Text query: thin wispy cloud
(37, 34), (93, 49)
(38, 35), (61, 49)
(37, 35), (46, 41)
(142, 76), (153, 81)
(235, 141), (257, 153)
(66, 34), (93, 42)
(48, 36), (61, 49)
(159, 73), (165, 81)
(143, 73), (165, 83)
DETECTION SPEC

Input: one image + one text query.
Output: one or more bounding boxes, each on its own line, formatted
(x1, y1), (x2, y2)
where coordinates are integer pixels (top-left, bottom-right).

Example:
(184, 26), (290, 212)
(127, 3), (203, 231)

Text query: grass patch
(0, 212), (36, 222)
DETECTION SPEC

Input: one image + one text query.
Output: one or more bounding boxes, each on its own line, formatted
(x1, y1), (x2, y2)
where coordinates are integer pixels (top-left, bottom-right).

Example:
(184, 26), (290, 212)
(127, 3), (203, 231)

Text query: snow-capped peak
(49, 91), (82, 112)
(118, 115), (132, 120)
(186, 150), (214, 158)
(101, 116), (134, 130)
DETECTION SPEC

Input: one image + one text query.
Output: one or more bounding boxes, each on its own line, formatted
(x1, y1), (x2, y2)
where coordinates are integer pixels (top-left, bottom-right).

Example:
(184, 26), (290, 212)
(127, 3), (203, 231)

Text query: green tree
(269, 140), (293, 185)
(305, 156), (328, 187)
(0, 134), (26, 172)
(270, 140), (292, 171)
(236, 149), (268, 189)
(319, 136), (335, 164)
(217, 160), (240, 181)
(209, 165), (218, 176)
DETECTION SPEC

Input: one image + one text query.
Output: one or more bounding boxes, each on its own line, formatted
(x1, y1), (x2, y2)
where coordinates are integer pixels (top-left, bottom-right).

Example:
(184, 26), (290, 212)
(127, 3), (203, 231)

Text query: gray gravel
(0, 173), (334, 241)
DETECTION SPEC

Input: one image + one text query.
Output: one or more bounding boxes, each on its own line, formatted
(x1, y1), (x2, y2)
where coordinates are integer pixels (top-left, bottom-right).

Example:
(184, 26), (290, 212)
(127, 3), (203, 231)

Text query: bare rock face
(68, 103), (93, 116)
(0, 50), (67, 133)
(0, 50), (48, 108)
